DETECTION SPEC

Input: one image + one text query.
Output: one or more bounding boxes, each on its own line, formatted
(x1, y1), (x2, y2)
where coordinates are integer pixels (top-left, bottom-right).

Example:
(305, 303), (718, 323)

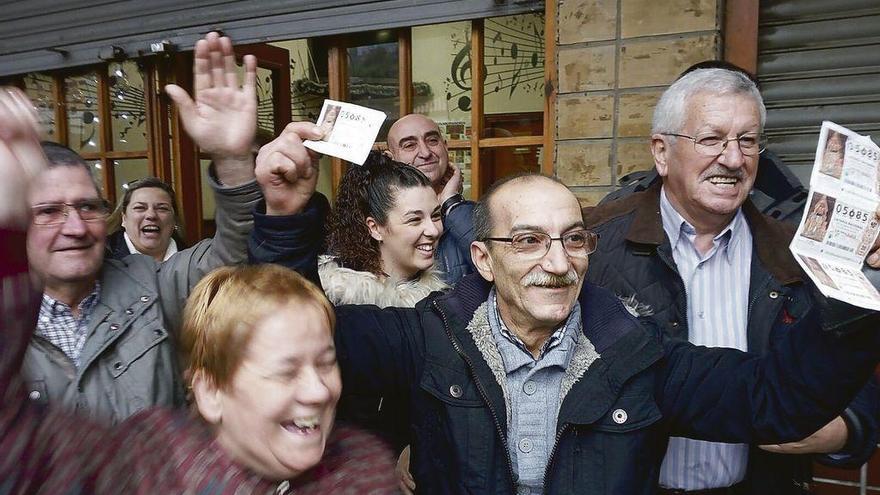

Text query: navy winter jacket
(249, 197), (880, 494)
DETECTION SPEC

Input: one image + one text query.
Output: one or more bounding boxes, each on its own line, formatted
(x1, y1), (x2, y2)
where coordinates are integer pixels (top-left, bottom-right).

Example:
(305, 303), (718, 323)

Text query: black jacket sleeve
(657, 301), (880, 446)
(247, 193), (329, 287)
(815, 375), (879, 467)
(332, 302), (425, 443)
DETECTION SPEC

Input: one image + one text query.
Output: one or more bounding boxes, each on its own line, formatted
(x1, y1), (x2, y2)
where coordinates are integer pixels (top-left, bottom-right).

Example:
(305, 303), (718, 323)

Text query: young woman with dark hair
(321, 150), (447, 307)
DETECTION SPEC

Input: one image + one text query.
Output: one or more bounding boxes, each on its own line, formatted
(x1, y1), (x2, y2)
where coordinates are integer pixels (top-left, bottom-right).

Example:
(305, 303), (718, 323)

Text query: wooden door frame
(724, 0), (759, 74)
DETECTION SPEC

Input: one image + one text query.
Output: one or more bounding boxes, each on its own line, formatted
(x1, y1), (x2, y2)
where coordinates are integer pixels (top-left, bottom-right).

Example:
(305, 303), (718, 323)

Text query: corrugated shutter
(0, 0), (542, 77)
(757, 0), (880, 184)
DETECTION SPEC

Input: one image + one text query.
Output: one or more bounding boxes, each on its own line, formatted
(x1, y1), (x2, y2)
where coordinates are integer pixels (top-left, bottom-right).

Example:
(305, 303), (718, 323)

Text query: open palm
(165, 32), (257, 157)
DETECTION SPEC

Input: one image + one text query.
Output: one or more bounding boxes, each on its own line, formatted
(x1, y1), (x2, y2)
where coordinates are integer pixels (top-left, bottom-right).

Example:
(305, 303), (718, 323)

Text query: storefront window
(479, 145), (542, 185)
(412, 21), (473, 138)
(348, 31), (399, 141)
(86, 160), (105, 196)
(23, 73), (57, 141)
(109, 61), (148, 152)
(482, 13), (544, 138)
(65, 71), (100, 154)
(113, 158), (150, 202)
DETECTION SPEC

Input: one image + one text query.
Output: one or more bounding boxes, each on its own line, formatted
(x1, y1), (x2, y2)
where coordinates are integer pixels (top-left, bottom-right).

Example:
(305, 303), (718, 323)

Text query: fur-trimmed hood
(318, 255), (448, 308)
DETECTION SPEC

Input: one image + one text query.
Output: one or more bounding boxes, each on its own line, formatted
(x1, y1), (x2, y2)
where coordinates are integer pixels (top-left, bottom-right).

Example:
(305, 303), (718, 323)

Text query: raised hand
(0, 87), (47, 227)
(255, 122), (325, 216)
(165, 32), (257, 185)
(438, 163), (463, 203)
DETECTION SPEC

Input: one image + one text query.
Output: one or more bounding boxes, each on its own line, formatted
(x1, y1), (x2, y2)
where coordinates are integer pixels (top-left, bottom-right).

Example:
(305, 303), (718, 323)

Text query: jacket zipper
(657, 248), (690, 332)
(746, 274), (774, 332)
(541, 422), (571, 493)
(434, 300), (518, 491)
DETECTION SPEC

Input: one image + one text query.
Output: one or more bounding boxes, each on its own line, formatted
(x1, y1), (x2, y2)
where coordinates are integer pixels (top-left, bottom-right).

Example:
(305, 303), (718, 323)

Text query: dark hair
(473, 173), (567, 242)
(106, 177), (186, 242)
(40, 141), (102, 194)
(678, 60), (759, 87)
(326, 150), (432, 275)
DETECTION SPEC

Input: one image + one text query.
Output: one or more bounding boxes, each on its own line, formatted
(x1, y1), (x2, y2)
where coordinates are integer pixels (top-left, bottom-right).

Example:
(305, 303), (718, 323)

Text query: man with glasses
(585, 67), (880, 494)
(22, 32), (262, 424)
(246, 120), (880, 493)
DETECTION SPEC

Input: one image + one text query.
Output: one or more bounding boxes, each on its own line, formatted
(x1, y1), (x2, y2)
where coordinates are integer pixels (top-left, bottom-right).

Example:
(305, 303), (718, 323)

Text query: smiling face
(27, 166), (106, 295)
(369, 185), (442, 279)
(122, 187), (176, 260)
(209, 302), (341, 480)
(387, 115), (450, 189)
(472, 177), (588, 335)
(653, 92), (761, 231)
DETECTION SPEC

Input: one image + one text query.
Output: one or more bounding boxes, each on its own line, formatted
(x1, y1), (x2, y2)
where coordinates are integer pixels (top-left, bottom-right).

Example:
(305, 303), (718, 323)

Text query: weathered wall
(553, 0), (722, 205)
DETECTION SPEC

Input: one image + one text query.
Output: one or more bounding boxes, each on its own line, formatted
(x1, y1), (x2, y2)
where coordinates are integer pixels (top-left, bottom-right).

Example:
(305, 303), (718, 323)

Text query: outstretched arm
(165, 31), (257, 186)
(157, 33), (264, 329)
(658, 300), (880, 446)
(0, 87), (45, 400)
(248, 122), (328, 285)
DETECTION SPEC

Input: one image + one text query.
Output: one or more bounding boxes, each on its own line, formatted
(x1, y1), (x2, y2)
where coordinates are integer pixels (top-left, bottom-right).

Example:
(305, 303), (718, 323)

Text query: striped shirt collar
(488, 288), (580, 370)
(659, 187), (748, 264)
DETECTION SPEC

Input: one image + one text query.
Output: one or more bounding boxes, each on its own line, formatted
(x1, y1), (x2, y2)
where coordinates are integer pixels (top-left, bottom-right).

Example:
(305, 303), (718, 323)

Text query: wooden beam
(723, 0), (759, 74)
(469, 19), (485, 198)
(52, 74), (67, 146)
(96, 67), (116, 203)
(145, 58), (173, 182)
(447, 139), (471, 149)
(170, 51), (203, 244)
(398, 28), (413, 116)
(542, 2), (557, 176)
(236, 43), (292, 135)
(328, 42), (349, 194)
(479, 136), (544, 148)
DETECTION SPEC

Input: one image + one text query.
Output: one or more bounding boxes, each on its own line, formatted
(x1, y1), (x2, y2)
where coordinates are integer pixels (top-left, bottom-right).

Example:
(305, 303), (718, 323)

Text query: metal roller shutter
(0, 0), (542, 77)
(758, 0), (880, 184)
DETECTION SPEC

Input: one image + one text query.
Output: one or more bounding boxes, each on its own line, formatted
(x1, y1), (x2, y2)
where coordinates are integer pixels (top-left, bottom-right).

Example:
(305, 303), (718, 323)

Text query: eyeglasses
(661, 132), (765, 157)
(31, 199), (111, 226)
(482, 229), (598, 259)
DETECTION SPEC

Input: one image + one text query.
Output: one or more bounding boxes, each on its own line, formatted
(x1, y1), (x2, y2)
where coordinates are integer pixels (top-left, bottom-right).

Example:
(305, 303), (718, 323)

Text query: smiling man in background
(584, 67), (879, 494)
(385, 113), (475, 284)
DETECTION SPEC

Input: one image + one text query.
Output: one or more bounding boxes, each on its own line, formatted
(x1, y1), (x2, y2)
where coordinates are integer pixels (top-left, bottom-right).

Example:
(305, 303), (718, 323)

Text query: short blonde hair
(180, 264), (335, 390)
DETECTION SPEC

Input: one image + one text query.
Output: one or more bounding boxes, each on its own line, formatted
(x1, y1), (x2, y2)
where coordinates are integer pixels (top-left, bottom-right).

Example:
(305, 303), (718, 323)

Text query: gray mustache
(523, 269), (579, 288)
(703, 165), (744, 180)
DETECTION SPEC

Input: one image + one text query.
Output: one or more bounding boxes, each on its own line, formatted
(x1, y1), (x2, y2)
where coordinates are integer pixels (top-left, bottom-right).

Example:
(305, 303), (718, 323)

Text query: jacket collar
(318, 255), (447, 308)
(615, 181), (804, 286)
(77, 259), (160, 374)
(435, 274), (663, 428)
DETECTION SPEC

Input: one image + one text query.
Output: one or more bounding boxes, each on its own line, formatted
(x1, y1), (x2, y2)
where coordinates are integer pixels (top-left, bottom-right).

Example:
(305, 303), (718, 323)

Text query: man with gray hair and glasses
(22, 31), (263, 424)
(585, 67), (880, 494)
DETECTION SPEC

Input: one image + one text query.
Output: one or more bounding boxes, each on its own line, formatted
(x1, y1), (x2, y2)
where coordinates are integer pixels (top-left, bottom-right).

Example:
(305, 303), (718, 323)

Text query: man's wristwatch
(440, 193), (464, 221)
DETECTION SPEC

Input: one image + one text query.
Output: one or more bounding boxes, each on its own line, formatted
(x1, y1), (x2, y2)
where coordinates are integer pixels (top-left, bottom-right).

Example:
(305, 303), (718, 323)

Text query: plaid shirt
(36, 283), (101, 366)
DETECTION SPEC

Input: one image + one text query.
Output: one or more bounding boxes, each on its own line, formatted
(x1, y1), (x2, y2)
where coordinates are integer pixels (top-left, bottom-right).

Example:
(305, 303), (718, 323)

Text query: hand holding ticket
(790, 121), (880, 309)
(303, 100), (386, 165)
